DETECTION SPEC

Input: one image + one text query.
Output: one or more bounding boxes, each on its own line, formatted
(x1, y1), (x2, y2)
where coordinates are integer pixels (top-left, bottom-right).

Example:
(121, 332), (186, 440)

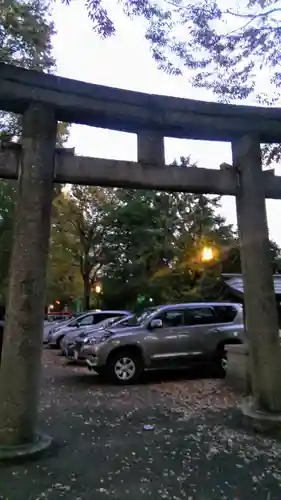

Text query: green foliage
(101, 157), (236, 309)
(0, 0), (55, 70)
(45, 158), (281, 310)
(0, 181), (16, 300)
(0, 0), (68, 298)
(50, 186), (114, 309)
(46, 220), (84, 307)
(0, 0), (56, 140)
(0, 1), (69, 142)
(61, 0), (115, 38)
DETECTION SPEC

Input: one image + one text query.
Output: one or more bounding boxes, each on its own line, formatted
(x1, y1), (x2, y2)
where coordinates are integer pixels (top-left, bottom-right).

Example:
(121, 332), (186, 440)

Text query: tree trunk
(83, 276), (90, 310)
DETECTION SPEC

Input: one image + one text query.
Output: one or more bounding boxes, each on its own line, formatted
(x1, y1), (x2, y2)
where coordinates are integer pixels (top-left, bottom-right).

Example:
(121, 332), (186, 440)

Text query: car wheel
(56, 335), (64, 349)
(59, 338), (67, 356)
(94, 367), (105, 376)
(216, 344), (228, 377)
(107, 349), (143, 385)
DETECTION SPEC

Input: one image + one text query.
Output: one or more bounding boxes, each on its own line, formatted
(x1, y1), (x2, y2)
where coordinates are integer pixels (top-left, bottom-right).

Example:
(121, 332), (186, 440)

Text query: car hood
(63, 329), (83, 340)
(51, 320), (72, 332)
(65, 325), (101, 339)
(85, 325), (144, 340)
(54, 326), (77, 336)
(77, 326), (107, 338)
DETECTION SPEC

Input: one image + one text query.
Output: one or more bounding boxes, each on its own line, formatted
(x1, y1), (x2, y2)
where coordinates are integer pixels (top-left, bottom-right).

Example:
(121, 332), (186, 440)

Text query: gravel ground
(0, 350), (281, 500)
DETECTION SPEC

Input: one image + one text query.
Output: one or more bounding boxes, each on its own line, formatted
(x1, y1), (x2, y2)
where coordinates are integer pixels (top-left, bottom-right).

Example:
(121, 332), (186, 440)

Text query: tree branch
(225, 7), (281, 20)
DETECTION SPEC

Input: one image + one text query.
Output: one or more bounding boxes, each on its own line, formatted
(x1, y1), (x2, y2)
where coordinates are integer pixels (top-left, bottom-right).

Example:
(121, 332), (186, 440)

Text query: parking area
(1, 350), (281, 500)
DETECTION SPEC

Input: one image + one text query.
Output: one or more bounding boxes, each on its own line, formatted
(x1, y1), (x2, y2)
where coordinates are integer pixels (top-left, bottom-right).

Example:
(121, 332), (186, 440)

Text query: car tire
(215, 344), (228, 377)
(59, 338), (67, 356)
(106, 348), (143, 385)
(94, 367), (105, 377)
(56, 335), (64, 349)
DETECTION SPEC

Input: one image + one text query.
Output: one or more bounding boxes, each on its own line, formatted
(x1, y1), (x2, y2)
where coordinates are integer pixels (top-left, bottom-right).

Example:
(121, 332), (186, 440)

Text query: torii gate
(0, 62), (281, 458)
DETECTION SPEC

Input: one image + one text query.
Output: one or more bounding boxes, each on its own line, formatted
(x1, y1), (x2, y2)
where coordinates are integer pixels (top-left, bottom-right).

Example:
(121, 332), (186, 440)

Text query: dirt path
(0, 350), (280, 500)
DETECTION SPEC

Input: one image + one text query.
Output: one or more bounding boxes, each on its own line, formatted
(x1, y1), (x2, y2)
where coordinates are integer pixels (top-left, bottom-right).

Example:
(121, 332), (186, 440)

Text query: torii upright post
(232, 135), (281, 424)
(0, 104), (57, 457)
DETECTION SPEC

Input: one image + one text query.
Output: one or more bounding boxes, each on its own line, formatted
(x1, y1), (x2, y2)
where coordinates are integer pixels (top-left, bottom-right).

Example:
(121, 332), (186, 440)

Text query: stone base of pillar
(0, 432), (52, 462)
(225, 344), (251, 394)
(241, 398), (281, 435)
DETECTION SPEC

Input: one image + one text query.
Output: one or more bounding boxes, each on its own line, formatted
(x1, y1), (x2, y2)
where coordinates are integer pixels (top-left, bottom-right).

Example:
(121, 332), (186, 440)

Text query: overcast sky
(52, 0), (281, 244)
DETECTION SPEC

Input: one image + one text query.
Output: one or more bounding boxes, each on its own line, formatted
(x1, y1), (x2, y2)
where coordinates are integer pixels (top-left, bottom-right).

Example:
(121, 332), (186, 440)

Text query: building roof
(222, 274), (281, 297)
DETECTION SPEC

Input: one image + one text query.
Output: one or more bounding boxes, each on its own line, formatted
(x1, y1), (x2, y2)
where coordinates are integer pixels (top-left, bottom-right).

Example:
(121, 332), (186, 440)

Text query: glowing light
(95, 284), (102, 294)
(201, 247), (214, 262)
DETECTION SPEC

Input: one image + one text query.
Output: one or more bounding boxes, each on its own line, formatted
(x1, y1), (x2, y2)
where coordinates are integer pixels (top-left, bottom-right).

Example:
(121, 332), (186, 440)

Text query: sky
(52, 1), (281, 244)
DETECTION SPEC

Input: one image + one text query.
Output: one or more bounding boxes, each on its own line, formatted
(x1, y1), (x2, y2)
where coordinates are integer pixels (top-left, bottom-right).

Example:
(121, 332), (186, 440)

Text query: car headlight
(83, 337), (99, 345)
(79, 331), (88, 339)
(50, 325), (59, 335)
(83, 335), (109, 345)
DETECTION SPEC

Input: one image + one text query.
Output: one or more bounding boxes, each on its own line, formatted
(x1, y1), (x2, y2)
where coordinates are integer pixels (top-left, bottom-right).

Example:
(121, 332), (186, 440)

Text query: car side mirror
(150, 318), (163, 329)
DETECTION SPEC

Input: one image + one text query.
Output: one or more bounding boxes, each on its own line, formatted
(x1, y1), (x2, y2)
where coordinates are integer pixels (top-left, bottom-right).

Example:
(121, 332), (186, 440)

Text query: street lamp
(201, 246), (214, 262)
(95, 284), (102, 309)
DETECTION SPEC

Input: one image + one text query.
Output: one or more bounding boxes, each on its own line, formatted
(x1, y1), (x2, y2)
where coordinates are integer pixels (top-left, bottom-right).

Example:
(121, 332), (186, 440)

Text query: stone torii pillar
(232, 135), (281, 427)
(137, 130), (165, 166)
(0, 104), (57, 458)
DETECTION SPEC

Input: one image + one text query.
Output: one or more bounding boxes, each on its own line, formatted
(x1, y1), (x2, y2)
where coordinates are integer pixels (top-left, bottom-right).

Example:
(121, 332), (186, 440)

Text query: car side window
(185, 307), (216, 326)
(158, 310), (185, 327)
(79, 315), (94, 326)
(213, 306), (237, 323)
(93, 313), (116, 324)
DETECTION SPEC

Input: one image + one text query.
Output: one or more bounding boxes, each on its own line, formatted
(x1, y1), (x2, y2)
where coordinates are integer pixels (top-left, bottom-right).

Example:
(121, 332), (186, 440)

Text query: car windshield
(99, 316), (119, 328)
(113, 308), (157, 327)
(67, 316), (83, 327)
(46, 315), (69, 323)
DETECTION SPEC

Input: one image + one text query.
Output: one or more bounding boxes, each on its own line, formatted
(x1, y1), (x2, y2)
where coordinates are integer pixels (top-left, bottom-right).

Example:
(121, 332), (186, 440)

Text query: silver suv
(74, 302), (244, 384)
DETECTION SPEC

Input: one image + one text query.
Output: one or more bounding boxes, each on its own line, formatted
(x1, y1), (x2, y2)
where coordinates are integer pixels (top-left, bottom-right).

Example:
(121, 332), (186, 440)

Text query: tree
(46, 216), (84, 308)
(0, 181), (16, 300)
(51, 186), (114, 310)
(63, 0), (280, 100)
(0, 0), (54, 297)
(220, 238), (281, 275)
(101, 157), (236, 309)
(63, 0), (281, 165)
(61, 0), (115, 38)
(0, 0), (55, 139)
(0, 1), (70, 299)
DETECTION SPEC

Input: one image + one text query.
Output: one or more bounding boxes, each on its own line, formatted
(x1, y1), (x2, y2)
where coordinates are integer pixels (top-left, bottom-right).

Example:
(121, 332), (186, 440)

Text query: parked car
(43, 312), (82, 344)
(45, 313), (94, 346)
(76, 302), (244, 385)
(47, 310), (130, 348)
(60, 314), (131, 356)
(63, 314), (134, 361)
(45, 312), (72, 323)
